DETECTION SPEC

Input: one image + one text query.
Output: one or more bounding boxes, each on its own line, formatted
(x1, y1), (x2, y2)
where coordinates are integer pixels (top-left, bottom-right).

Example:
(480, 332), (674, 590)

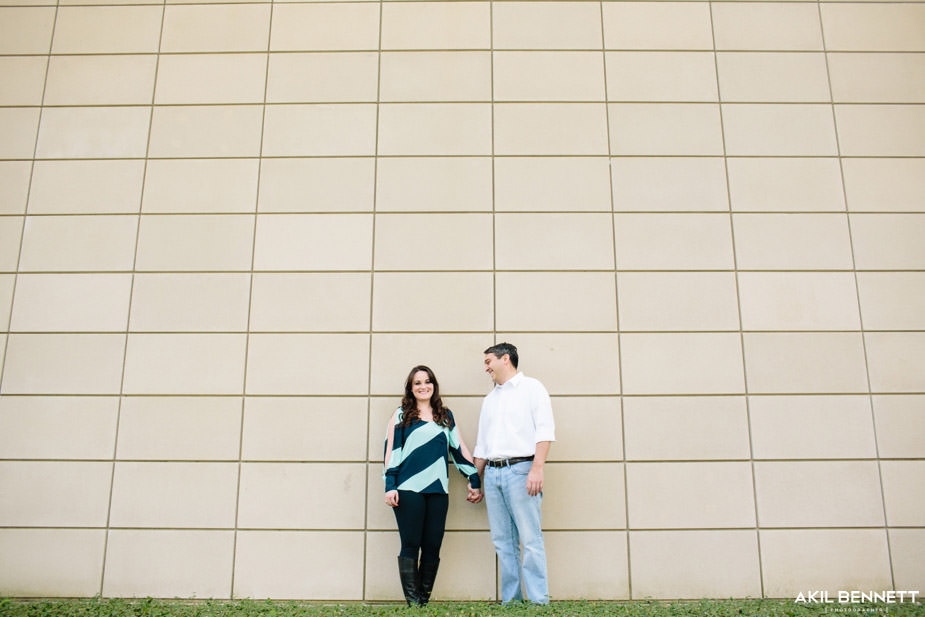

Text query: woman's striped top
(383, 408), (481, 494)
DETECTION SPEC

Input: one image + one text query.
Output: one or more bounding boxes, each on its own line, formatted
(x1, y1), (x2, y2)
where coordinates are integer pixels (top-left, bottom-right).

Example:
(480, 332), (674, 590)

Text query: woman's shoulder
(392, 407), (404, 424)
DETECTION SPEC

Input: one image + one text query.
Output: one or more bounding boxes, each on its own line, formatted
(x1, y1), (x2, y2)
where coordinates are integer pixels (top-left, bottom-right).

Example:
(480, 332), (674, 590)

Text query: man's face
(484, 353), (506, 384)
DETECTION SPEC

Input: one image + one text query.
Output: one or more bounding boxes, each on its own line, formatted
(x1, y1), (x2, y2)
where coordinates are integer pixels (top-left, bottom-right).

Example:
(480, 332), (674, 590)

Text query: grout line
(708, 0), (766, 599)
(488, 0), (500, 601)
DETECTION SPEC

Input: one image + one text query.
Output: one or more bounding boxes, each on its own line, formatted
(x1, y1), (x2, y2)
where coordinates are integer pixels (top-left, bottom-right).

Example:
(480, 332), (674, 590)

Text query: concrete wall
(0, 0), (923, 600)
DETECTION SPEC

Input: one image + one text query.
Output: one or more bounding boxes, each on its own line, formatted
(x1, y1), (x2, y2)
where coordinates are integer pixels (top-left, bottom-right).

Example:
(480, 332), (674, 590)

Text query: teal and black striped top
(383, 408), (481, 494)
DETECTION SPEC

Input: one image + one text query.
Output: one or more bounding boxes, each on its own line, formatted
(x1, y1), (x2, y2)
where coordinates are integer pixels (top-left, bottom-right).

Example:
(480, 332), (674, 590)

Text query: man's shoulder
(519, 374), (548, 391)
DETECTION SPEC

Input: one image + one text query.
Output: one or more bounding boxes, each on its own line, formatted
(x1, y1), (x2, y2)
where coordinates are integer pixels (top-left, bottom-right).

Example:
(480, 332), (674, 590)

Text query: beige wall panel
(0, 217), (24, 271)
(881, 461), (925, 526)
(155, 54), (266, 105)
(866, 333), (925, 393)
(873, 395), (925, 458)
(0, 108), (39, 159)
(158, 202), (246, 261)
(857, 273), (925, 330)
(103, 530), (234, 598)
(369, 333), (494, 395)
(546, 396), (622, 462)
(621, 333), (745, 395)
(494, 52), (604, 102)
(617, 272), (739, 331)
(161, 4), (269, 52)
(605, 52), (717, 102)
(254, 214), (372, 271)
(109, 462), (238, 528)
(496, 333), (620, 395)
(382, 2), (488, 50)
(380, 52), (489, 102)
(377, 157), (491, 212)
(116, 397), (242, 461)
(149, 105), (263, 158)
(45, 55), (156, 105)
(712, 3), (823, 51)
(372, 272), (493, 332)
(626, 462), (756, 529)
(367, 396), (482, 462)
(755, 461), (884, 527)
(2, 334), (125, 394)
(246, 333), (369, 395)
(630, 530), (761, 599)
(0, 461), (112, 526)
(760, 529), (891, 597)
(608, 104), (723, 155)
(250, 273), (371, 332)
(36, 107), (150, 159)
(546, 532), (629, 600)
(374, 214), (492, 270)
(821, 4), (925, 51)
(143, 159), (258, 214)
(623, 396), (750, 461)
(842, 159), (925, 212)
(19, 215), (137, 272)
(234, 531), (363, 599)
(0, 161), (30, 214)
(122, 333), (247, 394)
(379, 103), (490, 156)
(544, 463), (625, 529)
(835, 106), (925, 156)
(727, 158), (845, 212)
(732, 214), (853, 270)
(52, 6), (163, 53)
(244, 397), (367, 462)
(496, 213), (614, 270)
(490, 157), (608, 212)
(268, 53), (378, 103)
(716, 53), (829, 102)
(263, 104), (377, 156)
(614, 214), (734, 270)
(889, 529), (925, 592)
(0, 7), (54, 54)
(749, 396), (877, 460)
(130, 274), (251, 332)
(271, 4), (378, 51)
(10, 273), (132, 332)
(850, 214), (925, 269)
(0, 57), (48, 105)
(494, 2), (600, 50)
(0, 529), (105, 597)
(828, 54), (925, 103)
(365, 531), (495, 601)
(722, 105), (837, 156)
(238, 463), (365, 529)
(259, 158), (375, 213)
(0, 273), (13, 326)
(743, 333), (868, 394)
(737, 272), (861, 331)
(29, 160), (145, 214)
(496, 272), (617, 332)
(602, 2), (713, 51)
(495, 103), (609, 155)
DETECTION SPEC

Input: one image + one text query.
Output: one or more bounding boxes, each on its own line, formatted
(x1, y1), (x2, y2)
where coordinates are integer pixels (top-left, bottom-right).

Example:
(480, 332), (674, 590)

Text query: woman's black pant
(393, 490), (448, 562)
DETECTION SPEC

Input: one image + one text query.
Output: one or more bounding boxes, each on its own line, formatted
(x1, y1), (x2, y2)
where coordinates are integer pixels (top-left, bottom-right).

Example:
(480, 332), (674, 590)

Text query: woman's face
(411, 370), (435, 404)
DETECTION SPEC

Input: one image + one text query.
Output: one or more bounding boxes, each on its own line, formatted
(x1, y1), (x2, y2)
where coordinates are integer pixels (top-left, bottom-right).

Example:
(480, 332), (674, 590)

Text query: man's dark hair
(484, 342), (519, 369)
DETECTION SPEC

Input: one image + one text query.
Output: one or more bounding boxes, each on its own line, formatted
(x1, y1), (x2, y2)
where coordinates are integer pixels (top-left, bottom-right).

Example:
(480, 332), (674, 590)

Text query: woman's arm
(383, 409), (400, 506)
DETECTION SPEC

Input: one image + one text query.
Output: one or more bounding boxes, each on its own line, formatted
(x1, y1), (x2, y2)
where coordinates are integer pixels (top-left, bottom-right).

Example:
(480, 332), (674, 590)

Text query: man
(472, 342), (555, 605)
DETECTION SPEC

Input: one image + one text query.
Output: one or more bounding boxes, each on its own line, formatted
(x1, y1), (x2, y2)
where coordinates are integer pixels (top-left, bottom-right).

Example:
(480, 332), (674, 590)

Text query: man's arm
(526, 441), (550, 497)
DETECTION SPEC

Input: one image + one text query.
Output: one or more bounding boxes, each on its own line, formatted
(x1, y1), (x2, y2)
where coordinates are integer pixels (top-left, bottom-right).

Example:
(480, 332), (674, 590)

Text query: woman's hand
(384, 490), (399, 507)
(466, 483), (483, 504)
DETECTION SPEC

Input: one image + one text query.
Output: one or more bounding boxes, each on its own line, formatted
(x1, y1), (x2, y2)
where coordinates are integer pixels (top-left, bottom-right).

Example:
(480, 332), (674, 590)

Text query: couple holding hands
(382, 343), (556, 607)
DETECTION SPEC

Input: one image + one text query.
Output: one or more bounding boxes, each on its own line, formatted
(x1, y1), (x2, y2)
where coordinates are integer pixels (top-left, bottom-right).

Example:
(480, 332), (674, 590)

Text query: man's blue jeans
(483, 460), (549, 605)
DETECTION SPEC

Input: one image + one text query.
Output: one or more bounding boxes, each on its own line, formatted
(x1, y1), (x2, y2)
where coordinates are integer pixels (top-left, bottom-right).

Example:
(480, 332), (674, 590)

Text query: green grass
(1, 599), (923, 617)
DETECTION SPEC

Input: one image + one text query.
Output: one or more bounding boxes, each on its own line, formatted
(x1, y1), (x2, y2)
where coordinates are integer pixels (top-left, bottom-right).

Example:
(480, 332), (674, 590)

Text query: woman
(383, 365), (482, 606)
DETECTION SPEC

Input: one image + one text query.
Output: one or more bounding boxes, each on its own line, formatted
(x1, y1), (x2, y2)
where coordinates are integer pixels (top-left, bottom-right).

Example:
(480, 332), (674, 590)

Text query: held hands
(466, 483), (483, 504)
(384, 490), (399, 507)
(526, 466), (544, 496)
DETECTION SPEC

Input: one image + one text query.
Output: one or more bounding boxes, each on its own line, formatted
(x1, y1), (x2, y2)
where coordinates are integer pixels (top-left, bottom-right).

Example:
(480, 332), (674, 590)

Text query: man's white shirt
(473, 372), (556, 461)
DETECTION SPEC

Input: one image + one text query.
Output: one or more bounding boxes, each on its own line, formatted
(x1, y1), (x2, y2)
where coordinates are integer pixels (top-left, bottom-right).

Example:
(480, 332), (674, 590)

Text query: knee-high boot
(418, 557), (440, 605)
(397, 556), (421, 606)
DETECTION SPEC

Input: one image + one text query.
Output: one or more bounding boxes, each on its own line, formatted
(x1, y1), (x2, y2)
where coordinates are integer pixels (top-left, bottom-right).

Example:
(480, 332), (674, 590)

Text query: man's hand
(384, 490), (399, 507)
(466, 483), (483, 504)
(526, 466), (543, 496)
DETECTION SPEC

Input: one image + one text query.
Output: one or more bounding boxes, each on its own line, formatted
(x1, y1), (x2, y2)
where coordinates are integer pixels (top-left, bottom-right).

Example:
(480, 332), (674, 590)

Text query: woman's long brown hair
(400, 365), (449, 427)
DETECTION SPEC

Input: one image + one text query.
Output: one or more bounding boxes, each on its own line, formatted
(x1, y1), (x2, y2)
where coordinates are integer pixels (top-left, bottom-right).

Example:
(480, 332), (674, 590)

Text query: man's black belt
(486, 455), (534, 467)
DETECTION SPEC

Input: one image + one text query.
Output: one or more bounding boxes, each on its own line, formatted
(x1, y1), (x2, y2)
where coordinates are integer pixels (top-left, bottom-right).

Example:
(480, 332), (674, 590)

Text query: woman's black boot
(397, 556), (421, 606)
(418, 557), (440, 606)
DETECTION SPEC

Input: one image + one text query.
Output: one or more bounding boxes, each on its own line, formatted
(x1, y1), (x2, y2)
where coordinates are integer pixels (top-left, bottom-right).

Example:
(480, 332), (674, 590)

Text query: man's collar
(496, 371), (524, 388)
